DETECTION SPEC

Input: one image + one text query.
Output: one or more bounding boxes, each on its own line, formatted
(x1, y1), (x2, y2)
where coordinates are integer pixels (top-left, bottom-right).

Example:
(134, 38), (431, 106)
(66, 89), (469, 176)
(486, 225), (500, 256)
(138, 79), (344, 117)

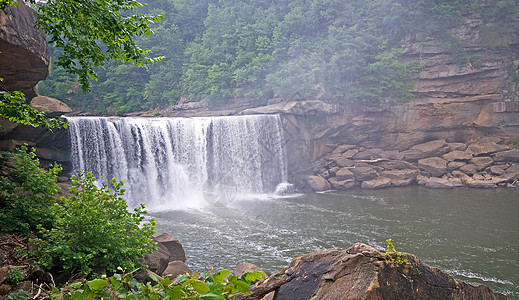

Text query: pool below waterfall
(151, 186), (519, 299)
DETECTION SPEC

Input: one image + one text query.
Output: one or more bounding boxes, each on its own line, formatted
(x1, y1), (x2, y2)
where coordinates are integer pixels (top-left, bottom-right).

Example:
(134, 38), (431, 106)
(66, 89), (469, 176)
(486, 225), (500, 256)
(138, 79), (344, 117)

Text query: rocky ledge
(237, 243), (506, 300)
(308, 137), (519, 191)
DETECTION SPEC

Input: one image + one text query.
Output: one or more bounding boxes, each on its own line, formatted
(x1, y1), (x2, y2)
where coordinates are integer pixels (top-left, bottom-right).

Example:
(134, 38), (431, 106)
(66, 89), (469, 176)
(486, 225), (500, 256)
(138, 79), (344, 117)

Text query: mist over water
(67, 114), (288, 210)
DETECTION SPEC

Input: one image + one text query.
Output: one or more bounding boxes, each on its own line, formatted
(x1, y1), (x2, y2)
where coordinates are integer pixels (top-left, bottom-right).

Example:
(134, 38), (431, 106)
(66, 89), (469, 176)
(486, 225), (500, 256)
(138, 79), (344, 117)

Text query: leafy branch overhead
(34, 0), (165, 91)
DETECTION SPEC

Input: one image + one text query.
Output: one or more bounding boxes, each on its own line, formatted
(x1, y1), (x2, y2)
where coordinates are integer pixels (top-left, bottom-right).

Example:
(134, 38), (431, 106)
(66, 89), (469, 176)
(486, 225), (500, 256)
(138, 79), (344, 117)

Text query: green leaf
(200, 292), (226, 300)
(213, 269), (231, 283)
(87, 279), (108, 290)
(236, 280), (250, 294)
(190, 279), (211, 294)
(241, 271), (265, 283)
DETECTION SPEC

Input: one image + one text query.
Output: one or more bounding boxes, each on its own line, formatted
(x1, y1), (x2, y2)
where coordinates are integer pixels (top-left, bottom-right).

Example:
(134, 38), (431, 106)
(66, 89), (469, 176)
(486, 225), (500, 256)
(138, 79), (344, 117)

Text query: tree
(0, 0), (163, 128)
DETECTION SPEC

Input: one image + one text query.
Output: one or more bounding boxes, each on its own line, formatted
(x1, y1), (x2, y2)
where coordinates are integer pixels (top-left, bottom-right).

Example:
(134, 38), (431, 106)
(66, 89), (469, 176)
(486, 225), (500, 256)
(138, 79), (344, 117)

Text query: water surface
(151, 187), (519, 298)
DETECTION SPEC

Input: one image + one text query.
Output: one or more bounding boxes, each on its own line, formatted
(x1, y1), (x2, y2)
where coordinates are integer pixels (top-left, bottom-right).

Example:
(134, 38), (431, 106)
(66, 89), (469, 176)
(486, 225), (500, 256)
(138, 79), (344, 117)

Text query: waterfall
(66, 115), (288, 209)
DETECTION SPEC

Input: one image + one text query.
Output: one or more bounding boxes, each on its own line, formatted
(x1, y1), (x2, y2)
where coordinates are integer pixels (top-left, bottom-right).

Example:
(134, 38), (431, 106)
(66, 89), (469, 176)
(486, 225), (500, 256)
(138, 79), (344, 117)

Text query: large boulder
(350, 166), (378, 181)
(443, 150), (472, 162)
(163, 261), (192, 280)
(238, 243), (505, 300)
(307, 175), (331, 191)
(493, 149), (519, 162)
(381, 169), (419, 186)
(410, 139), (449, 158)
(154, 233), (186, 262)
(0, 2), (49, 99)
(466, 142), (508, 156)
(470, 156), (494, 171)
(30, 96), (72, 116)
(425, 177), (455, 189)
(418, 157), (448, 177)
(361, 177), (391, 189)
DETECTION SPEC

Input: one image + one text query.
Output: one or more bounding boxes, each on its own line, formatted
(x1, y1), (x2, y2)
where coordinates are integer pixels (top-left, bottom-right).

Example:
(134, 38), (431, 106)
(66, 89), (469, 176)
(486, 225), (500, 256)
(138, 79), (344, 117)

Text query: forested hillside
(37, 0), (519, 115)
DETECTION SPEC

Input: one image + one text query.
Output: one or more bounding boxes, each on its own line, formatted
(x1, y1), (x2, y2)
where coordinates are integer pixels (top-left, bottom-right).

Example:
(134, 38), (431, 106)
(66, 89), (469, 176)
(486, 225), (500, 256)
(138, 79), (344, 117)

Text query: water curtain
(67, 115), (287, 208)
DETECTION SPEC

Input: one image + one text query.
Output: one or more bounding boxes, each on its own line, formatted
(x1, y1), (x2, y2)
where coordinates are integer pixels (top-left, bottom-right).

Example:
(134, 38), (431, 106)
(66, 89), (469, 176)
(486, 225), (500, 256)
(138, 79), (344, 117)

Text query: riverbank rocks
(137, 233), (191, 282)
(307, 138), (519, 191)
(236, 243), (505, 300)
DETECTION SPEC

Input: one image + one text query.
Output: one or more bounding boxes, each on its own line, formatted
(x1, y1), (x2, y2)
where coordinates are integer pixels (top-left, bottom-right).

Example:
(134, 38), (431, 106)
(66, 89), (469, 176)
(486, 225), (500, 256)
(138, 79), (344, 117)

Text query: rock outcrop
(308, 138), (519, 191)
(236, 243), (506, 300)
(0, 2), (49, 99)
(136, 233), (191, 282)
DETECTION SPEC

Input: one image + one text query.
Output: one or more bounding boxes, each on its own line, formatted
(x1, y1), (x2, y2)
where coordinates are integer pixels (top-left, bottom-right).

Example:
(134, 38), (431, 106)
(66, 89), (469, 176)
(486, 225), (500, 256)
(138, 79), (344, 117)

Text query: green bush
(32, 171), (156, 275)
(50, 269), (266, 300)
(0, 145), (61, 234)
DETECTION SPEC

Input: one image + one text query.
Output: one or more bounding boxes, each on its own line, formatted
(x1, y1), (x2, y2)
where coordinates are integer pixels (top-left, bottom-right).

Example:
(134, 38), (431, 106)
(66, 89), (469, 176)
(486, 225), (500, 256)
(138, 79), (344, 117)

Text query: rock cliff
(0, 2), (49, 99)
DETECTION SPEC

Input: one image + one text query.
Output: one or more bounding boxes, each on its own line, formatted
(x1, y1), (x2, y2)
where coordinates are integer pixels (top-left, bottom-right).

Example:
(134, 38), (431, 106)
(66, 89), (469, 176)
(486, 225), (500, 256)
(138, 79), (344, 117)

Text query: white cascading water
(66, 115), (288, 209)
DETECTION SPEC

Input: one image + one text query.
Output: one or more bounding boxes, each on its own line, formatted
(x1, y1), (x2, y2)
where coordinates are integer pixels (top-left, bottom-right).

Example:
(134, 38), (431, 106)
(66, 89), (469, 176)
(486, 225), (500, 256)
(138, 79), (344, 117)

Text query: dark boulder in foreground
(235, 243), (506, 300)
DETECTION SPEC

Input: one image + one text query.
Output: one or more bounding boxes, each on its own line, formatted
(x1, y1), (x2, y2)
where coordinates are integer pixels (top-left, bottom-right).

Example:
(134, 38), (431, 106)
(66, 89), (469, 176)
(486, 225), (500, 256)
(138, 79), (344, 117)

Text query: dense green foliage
(0, 86), (67, 130)
(32, 171), (156, 275)
(0, 146), (61, 234)
(50, 269), (265, 299)
(38, 0), (519, 114)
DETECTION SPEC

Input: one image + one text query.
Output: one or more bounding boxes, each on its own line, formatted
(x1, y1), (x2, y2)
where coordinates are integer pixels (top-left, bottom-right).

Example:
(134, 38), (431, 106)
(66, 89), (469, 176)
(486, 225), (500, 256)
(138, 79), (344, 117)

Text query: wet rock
(335, 168), (354, 180)
(418, 157), (448, 177)
(465, 179), (497, 188)
(334, 157), (354, 168)
(155, 233), (186, 263)
(381, 169), (419, 186)
(328, 177), (355, 189)
(244, 243), (506, 300)
(452, 170), (471, 182)
(307, 175), (331, 191)
(361, 177), (391, 189)
(447, 161), (466, 170)
(458, 164), (477, 175)
(493, 149), (519, 162)
(351, 166), (378, 181)
(143, 242), (170, 275)
(425, 177), (454, 189)
(447, 143), (467, 151)
(466, 142), (508, 156)
(443, 151), (472, 162)
(163, 261), (192, 280)
(470, 156), (494, 171)
(352, 148), (387, 160)
(410, 139), (449, 158)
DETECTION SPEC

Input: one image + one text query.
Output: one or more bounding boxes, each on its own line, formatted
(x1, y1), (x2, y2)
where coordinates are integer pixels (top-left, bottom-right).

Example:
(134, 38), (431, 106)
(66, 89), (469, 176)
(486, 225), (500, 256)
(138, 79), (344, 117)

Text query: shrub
(50, 269), (266, 300)
(0, 145), (61, 234)
(32, 171), (156, 275)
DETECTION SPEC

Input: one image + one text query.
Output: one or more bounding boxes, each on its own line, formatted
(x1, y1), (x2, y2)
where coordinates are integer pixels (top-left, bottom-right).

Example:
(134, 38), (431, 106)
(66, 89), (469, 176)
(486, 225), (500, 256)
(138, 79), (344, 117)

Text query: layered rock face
(0, 2), (49, 99)
(238, 243), (506, 300)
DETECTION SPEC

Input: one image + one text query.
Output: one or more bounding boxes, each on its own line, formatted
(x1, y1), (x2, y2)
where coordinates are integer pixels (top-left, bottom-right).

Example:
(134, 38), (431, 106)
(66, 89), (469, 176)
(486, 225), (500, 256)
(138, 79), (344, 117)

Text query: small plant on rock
(383, 238), (410, 266)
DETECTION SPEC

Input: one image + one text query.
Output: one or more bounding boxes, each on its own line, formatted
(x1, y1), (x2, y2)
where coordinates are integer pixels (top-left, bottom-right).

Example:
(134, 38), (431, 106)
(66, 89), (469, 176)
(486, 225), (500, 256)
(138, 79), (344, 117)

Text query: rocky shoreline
(131, 235), (509, 300)
(307, 137), (519, 191)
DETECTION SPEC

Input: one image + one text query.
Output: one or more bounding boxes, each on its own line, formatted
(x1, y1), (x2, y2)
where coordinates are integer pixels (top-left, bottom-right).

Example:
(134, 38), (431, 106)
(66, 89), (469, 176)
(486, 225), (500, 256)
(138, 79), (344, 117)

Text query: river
(151, 186), (519, 299)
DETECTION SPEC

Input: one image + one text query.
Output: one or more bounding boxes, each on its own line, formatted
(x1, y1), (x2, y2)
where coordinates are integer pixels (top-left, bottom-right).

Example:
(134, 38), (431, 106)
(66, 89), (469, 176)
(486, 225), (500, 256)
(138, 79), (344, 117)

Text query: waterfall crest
(67, 115), (287, 209)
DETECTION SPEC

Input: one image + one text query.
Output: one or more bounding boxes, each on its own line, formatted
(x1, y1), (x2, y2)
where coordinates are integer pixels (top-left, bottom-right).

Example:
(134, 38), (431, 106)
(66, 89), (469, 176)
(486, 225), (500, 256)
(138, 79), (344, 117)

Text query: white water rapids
(66, 114), (288, 210)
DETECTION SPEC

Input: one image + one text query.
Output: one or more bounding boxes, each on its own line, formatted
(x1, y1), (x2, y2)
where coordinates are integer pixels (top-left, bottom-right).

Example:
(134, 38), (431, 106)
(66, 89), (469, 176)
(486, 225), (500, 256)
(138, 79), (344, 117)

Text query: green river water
(151, 186), (519, 298)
